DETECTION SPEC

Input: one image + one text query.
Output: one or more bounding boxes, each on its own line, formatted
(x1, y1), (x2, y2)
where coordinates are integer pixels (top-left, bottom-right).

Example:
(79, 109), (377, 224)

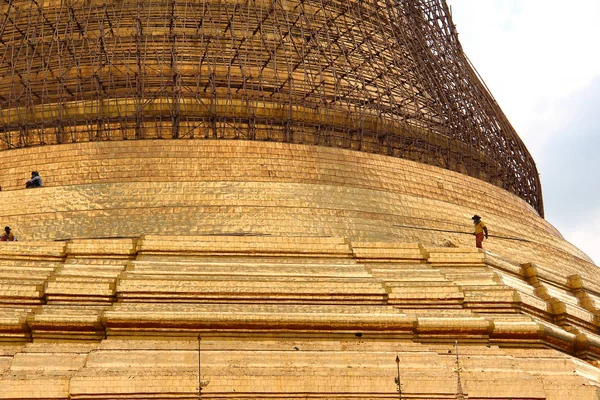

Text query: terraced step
(116, 274), (387, 304)
(138, 235), (353, 257)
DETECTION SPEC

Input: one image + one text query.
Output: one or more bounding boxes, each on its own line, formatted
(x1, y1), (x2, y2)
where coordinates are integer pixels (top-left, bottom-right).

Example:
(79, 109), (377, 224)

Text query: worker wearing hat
(26, 171), (42, 188)
(471, 215), (488, 249)
(0, 226), (15, 242)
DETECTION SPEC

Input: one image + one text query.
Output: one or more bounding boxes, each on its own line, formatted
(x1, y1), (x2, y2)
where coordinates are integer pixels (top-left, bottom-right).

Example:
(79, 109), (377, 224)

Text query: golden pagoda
(0, 0), (598, 398)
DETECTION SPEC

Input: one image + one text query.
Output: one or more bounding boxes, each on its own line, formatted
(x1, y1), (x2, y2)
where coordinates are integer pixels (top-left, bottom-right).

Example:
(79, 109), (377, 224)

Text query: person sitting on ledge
(0, 226), (16, 241)
(471, 214), (488, 249)
(26, 171), (42, 188)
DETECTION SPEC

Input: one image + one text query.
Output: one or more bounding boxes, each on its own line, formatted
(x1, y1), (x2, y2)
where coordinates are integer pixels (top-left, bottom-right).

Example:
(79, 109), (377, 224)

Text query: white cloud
(564, 209), (600, 264)
(448, 0), (600, 157)
(447, 0), (600, 265)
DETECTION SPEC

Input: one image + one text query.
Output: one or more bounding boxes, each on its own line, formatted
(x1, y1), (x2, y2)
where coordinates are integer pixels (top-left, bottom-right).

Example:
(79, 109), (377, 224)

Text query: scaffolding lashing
(0, 0), (543, 216)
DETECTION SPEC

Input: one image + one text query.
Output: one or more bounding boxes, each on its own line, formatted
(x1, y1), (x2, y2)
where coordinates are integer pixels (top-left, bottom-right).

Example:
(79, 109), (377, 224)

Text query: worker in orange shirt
(471, 215), (488, 249)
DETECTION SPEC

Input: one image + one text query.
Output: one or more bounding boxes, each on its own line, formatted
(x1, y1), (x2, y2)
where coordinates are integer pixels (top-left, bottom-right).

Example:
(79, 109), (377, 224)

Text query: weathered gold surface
(0, 140), (592, 267)
(0, 0), (543, 213)
(0, 234), (599, 399)
(0, 140), (598, 398)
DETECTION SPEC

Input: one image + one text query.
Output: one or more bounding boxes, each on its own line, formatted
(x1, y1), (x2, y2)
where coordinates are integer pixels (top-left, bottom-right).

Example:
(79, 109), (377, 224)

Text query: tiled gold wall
(0, 140), (594, 278)
(2, 236), (600, 399)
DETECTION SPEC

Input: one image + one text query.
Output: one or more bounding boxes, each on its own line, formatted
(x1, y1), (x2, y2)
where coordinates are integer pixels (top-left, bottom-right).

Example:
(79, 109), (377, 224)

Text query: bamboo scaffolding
(0, 0), (543, 215)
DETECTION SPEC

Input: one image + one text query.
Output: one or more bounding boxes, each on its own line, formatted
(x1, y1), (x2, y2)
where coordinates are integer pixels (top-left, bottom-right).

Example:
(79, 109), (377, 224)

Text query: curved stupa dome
(0, 0), (542, 214)
(2, 2), (600, 399)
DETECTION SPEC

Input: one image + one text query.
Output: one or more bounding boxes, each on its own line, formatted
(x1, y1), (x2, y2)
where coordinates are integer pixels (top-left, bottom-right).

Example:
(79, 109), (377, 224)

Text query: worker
(26, 171), (42, 188)
(471, 215), (488, 249)
(0, 226), (16, 241)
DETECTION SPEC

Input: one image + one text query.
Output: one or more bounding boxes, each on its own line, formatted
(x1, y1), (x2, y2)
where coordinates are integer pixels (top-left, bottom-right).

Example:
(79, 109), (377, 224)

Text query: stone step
(66, 238), (137, 258)
(103, 303), (413, 334)
(57, 264), (127, 277)
(117, 276), (385, 293)
(386, 282), (464, 307)
(126, 261), (369, 278)
(0, 267), (57, 281)
(352, 242), (428, 261)
(138, 235), (352, 257)
(0, 308), (31, 340)
(427, 247), (486, 265)
(28, 305), (107, 339)
(0, 283), (45, 304)
(0, 242), (66, 261)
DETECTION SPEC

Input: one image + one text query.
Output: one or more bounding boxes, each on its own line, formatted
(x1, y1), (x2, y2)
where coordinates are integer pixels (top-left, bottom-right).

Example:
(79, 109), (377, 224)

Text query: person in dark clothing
(0, 226), (16, 241)
(26, 171), (42, 188)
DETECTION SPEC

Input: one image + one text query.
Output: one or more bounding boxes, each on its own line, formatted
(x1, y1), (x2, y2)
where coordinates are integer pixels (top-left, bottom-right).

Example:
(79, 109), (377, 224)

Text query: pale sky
(447, 0), (600, 264)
